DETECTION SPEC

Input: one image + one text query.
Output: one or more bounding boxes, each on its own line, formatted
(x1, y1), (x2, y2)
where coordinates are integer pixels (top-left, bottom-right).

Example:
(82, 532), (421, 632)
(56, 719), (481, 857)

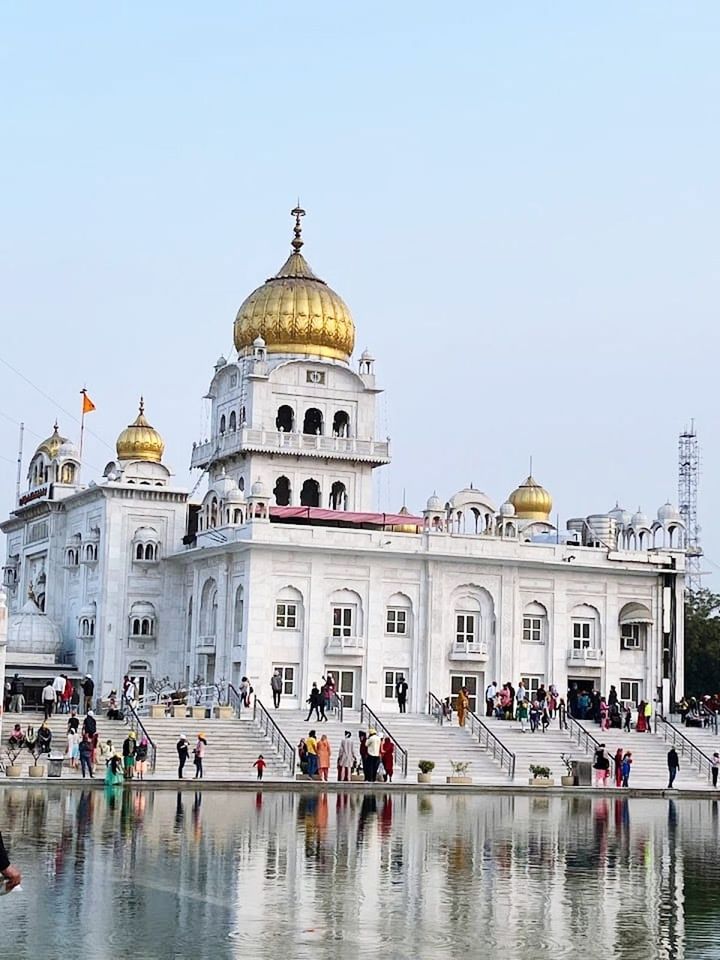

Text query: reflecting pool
(1, 787), (720, 959)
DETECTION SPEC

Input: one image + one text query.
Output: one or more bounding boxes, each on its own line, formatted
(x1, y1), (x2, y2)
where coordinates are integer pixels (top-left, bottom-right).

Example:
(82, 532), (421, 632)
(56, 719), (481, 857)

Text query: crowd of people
(4, 672), (96, 716)
(297, 728), (394, 783)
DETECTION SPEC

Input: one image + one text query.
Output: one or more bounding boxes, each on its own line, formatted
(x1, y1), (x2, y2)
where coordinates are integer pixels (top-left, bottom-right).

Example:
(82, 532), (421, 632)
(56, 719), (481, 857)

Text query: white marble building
(1, 210), (686, 713)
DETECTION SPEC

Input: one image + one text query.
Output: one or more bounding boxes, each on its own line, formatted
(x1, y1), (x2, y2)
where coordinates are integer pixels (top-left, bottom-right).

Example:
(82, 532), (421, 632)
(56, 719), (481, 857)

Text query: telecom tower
(678, 421), (702, 593)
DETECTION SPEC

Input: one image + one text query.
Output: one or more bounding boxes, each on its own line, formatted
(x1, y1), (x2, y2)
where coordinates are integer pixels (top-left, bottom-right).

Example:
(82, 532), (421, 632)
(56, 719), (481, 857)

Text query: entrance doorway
(326, 667), (359, 710)
(450, 674), (481, 713)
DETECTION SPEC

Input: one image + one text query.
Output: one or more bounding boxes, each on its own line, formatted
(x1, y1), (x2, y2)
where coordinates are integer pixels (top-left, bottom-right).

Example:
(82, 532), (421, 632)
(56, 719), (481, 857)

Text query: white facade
(1, 216), (686, 710)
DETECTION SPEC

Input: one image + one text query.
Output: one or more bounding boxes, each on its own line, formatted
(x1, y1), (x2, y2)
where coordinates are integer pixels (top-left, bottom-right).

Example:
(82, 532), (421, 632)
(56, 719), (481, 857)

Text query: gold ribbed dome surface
(36, 422), (68, 460)
(233, 208), (355, 362)
(392, 505), (420, 534)
(508, 475), (553, 521)
(116, 399), (165, 463)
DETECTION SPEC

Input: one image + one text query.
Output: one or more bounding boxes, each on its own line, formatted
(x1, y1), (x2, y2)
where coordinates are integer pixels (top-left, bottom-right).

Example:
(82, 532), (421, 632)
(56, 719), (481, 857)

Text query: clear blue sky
(0, 3), (718, 576)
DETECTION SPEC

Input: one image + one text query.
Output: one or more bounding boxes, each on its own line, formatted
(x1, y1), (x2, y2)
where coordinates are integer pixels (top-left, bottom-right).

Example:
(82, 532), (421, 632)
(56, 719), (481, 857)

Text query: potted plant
(528, 764), (554, 787)
(446, 760), (472, 785)
(26, 738), (46, 778)
(417, 760), (435, 784)
(4, 745), (23, 778)
(560, 753), (575, 787)
(147, 675), (171, 717)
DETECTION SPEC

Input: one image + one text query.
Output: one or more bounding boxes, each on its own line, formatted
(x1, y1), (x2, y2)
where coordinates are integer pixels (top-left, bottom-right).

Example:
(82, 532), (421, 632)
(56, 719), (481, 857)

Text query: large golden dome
(508, 475), (553, 521)
(35, 422), (68, 460)
(116, 398), (165, 463)
(233, 207), (355, 362)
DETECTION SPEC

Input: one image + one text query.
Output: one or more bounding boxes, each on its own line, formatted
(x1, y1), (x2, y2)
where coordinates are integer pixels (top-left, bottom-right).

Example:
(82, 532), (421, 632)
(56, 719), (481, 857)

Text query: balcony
(190, 428), (391, 469)
(325, 635), (365, 655)
(449, 641), (489, 662)
(567, 646), (604, 664)
(197, 635), (216, 654)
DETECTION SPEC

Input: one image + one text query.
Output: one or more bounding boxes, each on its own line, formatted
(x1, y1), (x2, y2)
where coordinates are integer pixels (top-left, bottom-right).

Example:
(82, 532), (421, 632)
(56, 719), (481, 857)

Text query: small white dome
(426, 493), (443, 511)
(631, 508), (649, 528)
(215, 354), (227, 368)
(56, 440), (80, 461)
(253, 336), (266, 348)
(657, 501), (681, 523)
(500, 501), (516, 517)
(225, 487), (246, 504)
(212, 470), (236, 499)
(251, 478), (267, 497)
(134, 526), (158, 542)
(7, 599), (62, 658)
(608, 503), (632, 527)
(360, 348), (374, 361)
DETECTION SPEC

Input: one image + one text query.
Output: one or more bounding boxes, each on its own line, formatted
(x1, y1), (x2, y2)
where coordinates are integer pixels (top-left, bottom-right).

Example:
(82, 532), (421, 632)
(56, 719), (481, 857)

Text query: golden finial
(139, 396), (145, 416)
(291, 203), (306, 252)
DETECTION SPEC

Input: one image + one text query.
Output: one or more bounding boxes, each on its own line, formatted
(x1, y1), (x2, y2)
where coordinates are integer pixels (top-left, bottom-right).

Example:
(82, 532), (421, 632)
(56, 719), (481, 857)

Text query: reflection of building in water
(2, 210), (686, 712)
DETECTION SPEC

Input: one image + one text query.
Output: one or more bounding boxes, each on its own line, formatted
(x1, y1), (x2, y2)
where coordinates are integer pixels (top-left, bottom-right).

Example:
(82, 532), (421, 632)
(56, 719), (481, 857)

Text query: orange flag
(81, 390), (96, 414)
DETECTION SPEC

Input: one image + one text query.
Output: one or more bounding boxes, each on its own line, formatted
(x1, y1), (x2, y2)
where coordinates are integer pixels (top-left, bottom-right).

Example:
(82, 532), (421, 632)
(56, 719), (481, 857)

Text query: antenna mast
(678, 420), (702, 592)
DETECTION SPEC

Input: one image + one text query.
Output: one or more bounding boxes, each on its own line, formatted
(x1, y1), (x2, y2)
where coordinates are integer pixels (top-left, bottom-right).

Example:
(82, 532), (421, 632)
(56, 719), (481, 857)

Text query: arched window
(229, 411), (237, 432)
(61, 463), (76, 484)
(332, 411), (350, 437)
(145, 543), (154, 560)
(300, 478), (320, 507)
(132, 618), (141, 636)
(275, 585), (304, 631)
(239, 477), (245, 492)
(329, 588), (363, 648)
(129, 601), (156, 639)
(385, 592), (413, 637)
(522, 601), (548, 644)
(219, 415), (226, 435)
(274, 476), (291, 506)
(303, 408), (323, 435)
(619, 602), (652, 651)
(200, 578), (218, 637)
(570, 604), (602, 653)
(276, 405), (295, 433)
(329, 481), (347, 511)
(234, 585), (244, 640)
(451, 586), (495, 651)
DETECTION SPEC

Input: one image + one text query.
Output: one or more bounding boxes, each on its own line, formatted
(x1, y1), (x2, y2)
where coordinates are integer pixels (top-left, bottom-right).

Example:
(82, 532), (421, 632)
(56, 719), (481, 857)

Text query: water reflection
(1, 788), (719, 959)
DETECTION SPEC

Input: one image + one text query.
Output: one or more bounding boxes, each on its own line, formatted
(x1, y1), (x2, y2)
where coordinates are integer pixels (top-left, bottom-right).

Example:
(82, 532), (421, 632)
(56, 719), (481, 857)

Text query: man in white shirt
(53, 674), (65, 712)
(485, 681), (498, 718)
(365, 728), (382, 782)
(515, 681), (527, 720)
(41, 680), (56, 720)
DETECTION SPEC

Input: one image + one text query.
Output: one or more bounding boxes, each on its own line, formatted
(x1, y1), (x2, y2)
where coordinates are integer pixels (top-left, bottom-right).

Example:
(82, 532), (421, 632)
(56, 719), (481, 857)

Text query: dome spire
(291, 203), (305, 253)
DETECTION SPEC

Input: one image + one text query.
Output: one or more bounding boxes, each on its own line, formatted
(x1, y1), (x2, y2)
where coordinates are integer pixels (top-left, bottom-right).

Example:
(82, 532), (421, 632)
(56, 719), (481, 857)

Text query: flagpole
(79, 387), (87, 485)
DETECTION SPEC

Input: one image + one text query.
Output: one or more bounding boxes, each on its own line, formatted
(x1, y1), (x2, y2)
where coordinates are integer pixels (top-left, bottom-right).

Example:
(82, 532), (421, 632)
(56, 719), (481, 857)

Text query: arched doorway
(303, 408), (323, 435)
(300, 479), (320, 507)
(329, 480), (347, 510)
(273, 476), (291, 506)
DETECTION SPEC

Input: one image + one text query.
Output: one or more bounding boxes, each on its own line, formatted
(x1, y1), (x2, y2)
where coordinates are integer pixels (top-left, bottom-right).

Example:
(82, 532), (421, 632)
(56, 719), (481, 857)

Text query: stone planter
(5, 765), (22, 778)
(446, 776), (473, 785)
(528, 777), (555, 787)
(417, 773), (432, 784)
(350, 774), (365, 782)
(214, 705), (235, 720)
(171, 704), (187, 719)
(149, 704), (167, 719)
(191, 707), (207, 720)
(28, 765), (45, 778)
(561, 775), (575, 787)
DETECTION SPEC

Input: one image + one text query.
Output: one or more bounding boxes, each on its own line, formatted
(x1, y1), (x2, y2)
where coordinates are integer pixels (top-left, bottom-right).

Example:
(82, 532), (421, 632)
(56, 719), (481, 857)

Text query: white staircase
(484, 715), (588, 783)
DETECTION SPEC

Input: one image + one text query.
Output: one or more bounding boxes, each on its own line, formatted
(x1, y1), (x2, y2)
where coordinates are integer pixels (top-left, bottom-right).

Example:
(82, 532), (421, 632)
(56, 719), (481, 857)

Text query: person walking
(316, 734), (331, 782)
(122, 731), (137, 780)
(239, 677), (252, 708)
(517, 698), (529, 733)
(9, 675), (24, 714)
(194, 733), (207, 779)
(0, 833), (22, 892)
(395, 675), (409, 714)
(667, 747), (680, 789)
(456, 687), (470, 728)
(366, 728), (382, 782)
(623, 704), (632, 732)
(305, 683), (323, 722)
(52, 674), (65, 712)
(323, 674), (336, 716)
(305, 730), (318, 777)
(337, 731), (356, 782)
(644, 699), (653, 734)
(381, 737), (395, 782)
(79, 733), (94, 778)
(621, 752), (632, 787)
(270, 670), (283, 709)
(516, 681), (528, 719)
(557, 698), (568, 730)
(135, 737), (149, 780)
(67, 729), (80, 770)
(253, 755), (266, 781)
(61, 675), (73, 714)
(177, 735), (190, 779)
(41, 680), (56, 719)
(81, 675), (94, 713)
(485, 681), (497, 718)
(614, 747), (623, 787)
(529, 701), (540, 733)
(358, 730), (369, 781)
(593, 744), (610, 787)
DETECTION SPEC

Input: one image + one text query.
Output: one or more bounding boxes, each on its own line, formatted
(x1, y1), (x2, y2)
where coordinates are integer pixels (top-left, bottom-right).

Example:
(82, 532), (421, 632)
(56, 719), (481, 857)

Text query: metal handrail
(427, 691), (445, 725)
(330, 692), (344, 724)
(253, 698), (296, 777)
(227, 683), (242, 718)
(567, 715), (615, 774)
(122, 695), (157, 773)
(360, 701), (408, 778)
(464, 707), (516, 779)
(657, 715), (713, 782)
(698, 703), (718, 734)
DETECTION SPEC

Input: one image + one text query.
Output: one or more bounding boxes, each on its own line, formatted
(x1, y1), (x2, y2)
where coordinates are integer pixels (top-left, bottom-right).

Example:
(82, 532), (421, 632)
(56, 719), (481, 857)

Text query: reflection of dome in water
(7, 598), (62, 657)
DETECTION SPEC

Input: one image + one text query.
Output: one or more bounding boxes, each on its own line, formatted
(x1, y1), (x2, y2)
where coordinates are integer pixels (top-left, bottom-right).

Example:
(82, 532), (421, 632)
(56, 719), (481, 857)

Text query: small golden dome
(392, 505), (420, 534)
(35, 422), (68, 460)
(508, 475), (553, 521)
(116, 398), (165, 463)
(233, 207), (355, 362)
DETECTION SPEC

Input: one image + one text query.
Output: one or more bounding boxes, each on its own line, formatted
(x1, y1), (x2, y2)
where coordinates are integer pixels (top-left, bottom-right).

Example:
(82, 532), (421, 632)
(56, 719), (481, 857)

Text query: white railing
(567, 647), (604, 663)
(325, 635), (365, 653)
(449, 641), (488, 660)
(191, 428), (390, 468)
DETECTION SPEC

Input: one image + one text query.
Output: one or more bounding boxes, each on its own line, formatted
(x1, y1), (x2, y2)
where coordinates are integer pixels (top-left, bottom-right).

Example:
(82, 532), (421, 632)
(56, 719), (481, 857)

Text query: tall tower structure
(678, 421), (702, 593)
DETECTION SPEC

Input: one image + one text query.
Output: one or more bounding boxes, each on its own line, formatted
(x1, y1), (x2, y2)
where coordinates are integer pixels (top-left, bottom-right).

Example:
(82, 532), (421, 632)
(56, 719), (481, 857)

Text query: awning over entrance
(619, 602), (653, 625)
(5, 662), (81, 681)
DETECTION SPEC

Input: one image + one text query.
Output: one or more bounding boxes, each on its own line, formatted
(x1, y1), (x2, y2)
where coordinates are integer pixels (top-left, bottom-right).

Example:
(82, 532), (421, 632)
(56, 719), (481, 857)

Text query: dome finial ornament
(291, 203), (306, 252)
(139, 395), (145, 416)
